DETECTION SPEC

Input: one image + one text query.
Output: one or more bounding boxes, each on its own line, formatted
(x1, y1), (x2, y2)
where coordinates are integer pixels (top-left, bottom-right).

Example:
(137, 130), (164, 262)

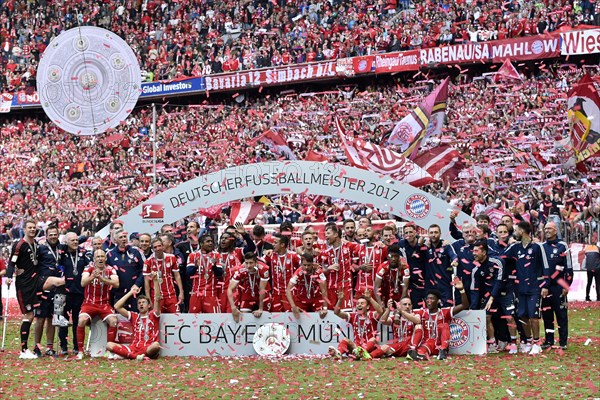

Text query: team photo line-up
(3, 211), (574, 361)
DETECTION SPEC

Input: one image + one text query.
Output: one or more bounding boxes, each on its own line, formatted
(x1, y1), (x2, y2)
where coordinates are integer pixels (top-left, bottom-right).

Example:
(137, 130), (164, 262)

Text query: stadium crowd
(2, 63), (599, 359)
(1, 0), (598, 91)
(1, 63), (599, 246)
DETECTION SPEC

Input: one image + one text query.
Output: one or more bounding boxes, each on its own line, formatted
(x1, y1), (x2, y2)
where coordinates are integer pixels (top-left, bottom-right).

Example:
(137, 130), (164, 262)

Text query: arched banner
(97, 161), (475, 239)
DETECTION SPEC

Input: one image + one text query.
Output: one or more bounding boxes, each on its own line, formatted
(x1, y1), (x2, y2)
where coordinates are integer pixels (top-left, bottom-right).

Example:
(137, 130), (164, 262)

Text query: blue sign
(140, 77), (206, 98)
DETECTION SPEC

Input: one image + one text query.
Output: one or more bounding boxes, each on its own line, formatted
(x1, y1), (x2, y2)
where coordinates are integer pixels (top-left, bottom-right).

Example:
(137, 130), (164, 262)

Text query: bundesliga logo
(404, 194), (431, 219)
(449, 318), (470, 349)
(141, 204), (165, 219)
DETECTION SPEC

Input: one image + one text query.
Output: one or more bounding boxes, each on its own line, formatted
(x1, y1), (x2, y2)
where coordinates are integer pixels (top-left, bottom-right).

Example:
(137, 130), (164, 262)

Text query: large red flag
(229, 201), (264, 224)
(387, 78), (449, 158)
(336, 117), (434, 186)
(493, 59), (522, 82)
(251, 130), (297, 160)
(413, 145), (465, 182)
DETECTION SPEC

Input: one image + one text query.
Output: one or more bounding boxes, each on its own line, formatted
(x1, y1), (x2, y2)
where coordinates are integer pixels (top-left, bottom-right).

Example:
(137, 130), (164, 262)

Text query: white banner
(97, 161), (475, 241)
(561, 29), (600, 55)
(88, 311), (486, 357)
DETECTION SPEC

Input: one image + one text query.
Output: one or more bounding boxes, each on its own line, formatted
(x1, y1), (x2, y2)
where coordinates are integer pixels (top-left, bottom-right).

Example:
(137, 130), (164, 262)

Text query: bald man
(541, 222), (572, 350)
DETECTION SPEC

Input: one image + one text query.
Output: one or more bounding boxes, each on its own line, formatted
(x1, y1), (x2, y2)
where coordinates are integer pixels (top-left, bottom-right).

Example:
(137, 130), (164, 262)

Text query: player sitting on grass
(106, 271), (161, 360)
(329, 289), (384, 360)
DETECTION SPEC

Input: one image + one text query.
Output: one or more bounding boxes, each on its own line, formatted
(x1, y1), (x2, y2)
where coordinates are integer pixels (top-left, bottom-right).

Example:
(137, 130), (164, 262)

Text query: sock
(111, 344), (133, 359)
(20, 320), (32, 351)
(338, 339), (349, 355)
(107, 326), (117, 343)
(487, 338), (496, 345)
(46, 343), (54, 351)
(369, 348), (385, 359)
(76, 326), (85, 352)
(510, 336), (517, 344)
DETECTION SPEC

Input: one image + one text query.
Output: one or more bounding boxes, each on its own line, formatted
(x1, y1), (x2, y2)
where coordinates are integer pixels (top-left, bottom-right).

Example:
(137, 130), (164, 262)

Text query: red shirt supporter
(287, 252), (328, 317)
(187, 235), (222, 313)
(320, 223), (355, 310)
(264, 233), (301, 312)
(228, 253), (270, 322)
(354, 238), (388, 296)
(415, 279), (469, 360)
(76, 249), (119, 360)
(143, 238), (184, 313)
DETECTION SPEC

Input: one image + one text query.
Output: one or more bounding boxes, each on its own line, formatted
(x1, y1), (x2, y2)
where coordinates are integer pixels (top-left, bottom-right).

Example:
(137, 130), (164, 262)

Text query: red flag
(413, 145), (465, 182)
(494, 59), (522, 82)
(388, 79), (450, 156)
(305, 149), (328, 162)
(336, 117), (434, 186)
(568, 74), (600, 162)
(251, 130), (297, 160)
(229, 201), (264, 224)
(197, 204), (226, 219)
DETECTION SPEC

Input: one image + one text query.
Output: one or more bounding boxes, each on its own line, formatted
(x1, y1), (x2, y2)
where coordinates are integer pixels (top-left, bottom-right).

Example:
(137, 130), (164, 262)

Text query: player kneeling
(106, 272), (161, 361)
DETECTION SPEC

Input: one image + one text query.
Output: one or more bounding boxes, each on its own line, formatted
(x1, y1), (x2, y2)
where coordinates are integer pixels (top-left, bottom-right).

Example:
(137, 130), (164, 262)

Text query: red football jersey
(320, 243), (354, 290)
(143, 253), (179, 298)
(264, 250), (301, 293)
(347, 310), (380, 346)
(129, 310), (160, 346)
(355, 244), (387, 292)
(289, 266), (326, 300)
(230, 263), (270, 299)
(376, 261), (409, 301)
(187, 251), (221, 297)
(416, 307), (453, 340)
(83, 265), (117, 305)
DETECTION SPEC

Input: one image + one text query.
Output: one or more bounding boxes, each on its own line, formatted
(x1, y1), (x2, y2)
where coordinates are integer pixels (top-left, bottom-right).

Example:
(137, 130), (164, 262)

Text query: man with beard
(502, 221), (550, 355)
(541, 222), (572, 349)
(423, 224), (459, 307)
(329, 289), (384, 360)
(320, 223), (355, 311)
(264, 233), (301, 312)
(287, 253), (329, 317)
(374, 245), (409, 306)
(33, 225), (69, 357)
(343, 219), (358, 243)
(375, 297), (423, 360)
(187, 235), (223, 313)
(354, 225), (387, 297)
(144, 238), (184, 313)
(214, 231), (244, 312)
(58, 232), (91, 356)
(6, 220), (66, 359)
(415, 278), (469, 360)
(398, 223), (427, 308)
(228, 252), (270, 322)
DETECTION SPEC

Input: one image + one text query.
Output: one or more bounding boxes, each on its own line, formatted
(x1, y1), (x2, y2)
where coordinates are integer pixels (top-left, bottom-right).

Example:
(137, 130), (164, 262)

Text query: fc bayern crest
(449, 318), (470, 349)
(405, 194), (431, 219)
